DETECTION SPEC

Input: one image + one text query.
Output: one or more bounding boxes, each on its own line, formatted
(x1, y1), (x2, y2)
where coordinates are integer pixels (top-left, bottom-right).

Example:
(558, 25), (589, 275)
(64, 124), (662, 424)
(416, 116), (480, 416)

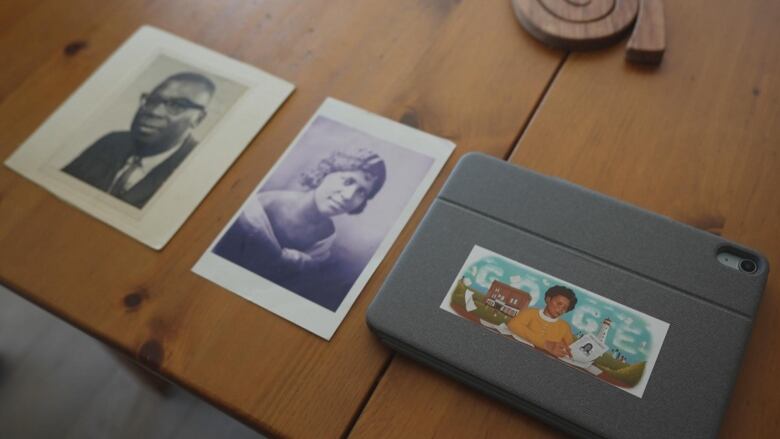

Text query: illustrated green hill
(594, 353), (629, 370)
(450, 280), (510, 324)
(594, 354), (646, 387)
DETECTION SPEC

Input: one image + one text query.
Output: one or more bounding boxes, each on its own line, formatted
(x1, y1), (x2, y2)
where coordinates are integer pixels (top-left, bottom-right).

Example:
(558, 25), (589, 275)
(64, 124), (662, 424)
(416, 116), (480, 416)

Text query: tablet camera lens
(739, 259), (757, 273)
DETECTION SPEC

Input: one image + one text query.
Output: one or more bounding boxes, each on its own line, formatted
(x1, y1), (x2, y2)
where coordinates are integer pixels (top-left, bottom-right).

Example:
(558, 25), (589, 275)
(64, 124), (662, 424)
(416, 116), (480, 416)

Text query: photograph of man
(507, 285), (578, 358)
(62, 72), (216, 209)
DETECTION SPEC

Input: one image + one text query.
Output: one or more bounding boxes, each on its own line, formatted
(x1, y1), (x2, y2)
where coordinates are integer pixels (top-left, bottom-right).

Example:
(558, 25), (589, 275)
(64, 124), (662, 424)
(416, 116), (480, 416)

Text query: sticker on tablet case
(440, 245), (670, 398)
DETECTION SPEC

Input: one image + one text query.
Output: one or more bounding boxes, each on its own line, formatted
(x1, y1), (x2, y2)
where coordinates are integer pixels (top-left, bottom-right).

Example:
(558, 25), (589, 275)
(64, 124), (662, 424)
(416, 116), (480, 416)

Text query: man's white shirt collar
(136, 142), (180, 172)
(114, 137), (187, 191)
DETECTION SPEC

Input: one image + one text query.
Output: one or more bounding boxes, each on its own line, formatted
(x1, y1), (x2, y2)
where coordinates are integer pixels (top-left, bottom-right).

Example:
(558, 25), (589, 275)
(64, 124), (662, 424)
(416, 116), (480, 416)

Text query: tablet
(367, 153), (768, 438)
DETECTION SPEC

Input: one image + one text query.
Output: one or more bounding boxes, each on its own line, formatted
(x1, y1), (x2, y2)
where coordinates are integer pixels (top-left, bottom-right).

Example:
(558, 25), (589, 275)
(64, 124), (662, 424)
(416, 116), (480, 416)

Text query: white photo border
(193, 98), (455, 340)
(4, 26), (294, 249)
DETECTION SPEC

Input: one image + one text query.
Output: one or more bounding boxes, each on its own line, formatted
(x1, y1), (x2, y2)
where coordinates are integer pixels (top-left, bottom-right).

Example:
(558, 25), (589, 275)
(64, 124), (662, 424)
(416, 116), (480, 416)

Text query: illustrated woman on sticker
(507, 286), (577, 358)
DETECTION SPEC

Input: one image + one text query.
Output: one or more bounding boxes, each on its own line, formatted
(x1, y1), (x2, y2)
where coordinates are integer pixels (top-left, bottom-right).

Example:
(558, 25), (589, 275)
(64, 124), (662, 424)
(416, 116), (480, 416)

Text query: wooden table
(0, 1), (777, 438)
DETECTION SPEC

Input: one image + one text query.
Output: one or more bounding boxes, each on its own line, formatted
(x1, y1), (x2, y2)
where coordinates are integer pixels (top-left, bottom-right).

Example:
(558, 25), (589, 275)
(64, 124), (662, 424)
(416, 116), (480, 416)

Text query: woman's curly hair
(299, 147), (386, 214)
(544, 286), (578, 312)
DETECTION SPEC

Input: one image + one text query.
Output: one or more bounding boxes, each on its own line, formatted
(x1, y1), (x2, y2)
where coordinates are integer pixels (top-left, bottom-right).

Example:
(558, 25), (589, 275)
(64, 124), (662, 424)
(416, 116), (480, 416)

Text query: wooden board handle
(627, 0), (666, 64)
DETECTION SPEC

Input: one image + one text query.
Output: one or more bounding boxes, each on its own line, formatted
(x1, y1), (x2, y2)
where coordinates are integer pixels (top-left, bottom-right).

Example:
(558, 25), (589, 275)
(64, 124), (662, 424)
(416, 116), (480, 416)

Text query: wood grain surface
(3, 0), (777, 437)
(350, 356), (564, 439)
(0, 286), (262, 439)
(350, 0), (780, 438)
(0, 0), (563, 437)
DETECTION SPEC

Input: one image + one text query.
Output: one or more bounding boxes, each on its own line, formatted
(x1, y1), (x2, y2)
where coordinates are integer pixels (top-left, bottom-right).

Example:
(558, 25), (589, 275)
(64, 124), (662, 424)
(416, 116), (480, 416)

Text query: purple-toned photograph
(212, 116), (434, 311)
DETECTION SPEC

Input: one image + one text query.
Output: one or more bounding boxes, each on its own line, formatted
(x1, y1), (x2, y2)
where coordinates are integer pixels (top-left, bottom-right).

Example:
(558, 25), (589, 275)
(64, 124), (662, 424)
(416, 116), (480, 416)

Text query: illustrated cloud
(475, 264), (503, 288)
(509, 274), (540, 305)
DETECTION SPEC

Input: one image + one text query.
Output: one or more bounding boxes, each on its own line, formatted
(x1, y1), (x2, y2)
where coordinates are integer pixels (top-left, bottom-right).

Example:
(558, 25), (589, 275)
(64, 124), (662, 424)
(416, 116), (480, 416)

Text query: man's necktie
(109, 155), (142, 196)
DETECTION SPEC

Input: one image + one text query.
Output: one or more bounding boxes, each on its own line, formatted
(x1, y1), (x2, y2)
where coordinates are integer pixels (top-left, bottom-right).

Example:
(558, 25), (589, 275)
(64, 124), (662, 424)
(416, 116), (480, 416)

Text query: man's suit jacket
(62, 131), (197, 209)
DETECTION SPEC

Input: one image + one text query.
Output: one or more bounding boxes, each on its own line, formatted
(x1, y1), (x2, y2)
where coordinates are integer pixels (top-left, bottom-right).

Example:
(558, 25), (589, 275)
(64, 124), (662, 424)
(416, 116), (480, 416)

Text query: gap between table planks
(348, 0), (780, 438)
(0, 0), (565, 437)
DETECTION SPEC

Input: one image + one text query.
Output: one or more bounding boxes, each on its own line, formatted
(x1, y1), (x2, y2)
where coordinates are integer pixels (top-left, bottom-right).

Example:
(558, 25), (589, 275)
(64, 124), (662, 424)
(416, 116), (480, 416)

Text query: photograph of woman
(194, 100), (453, 338)
(210, 114), (435, 312)
(213, 147), (386, 285)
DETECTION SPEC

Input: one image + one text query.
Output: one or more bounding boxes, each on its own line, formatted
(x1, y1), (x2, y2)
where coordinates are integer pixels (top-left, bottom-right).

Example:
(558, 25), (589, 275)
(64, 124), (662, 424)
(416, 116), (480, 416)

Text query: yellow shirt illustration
(508, 307), (574, 349)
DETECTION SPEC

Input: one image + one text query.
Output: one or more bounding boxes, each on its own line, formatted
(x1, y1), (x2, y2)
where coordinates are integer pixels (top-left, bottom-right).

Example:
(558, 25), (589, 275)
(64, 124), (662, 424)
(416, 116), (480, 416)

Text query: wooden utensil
(511, 0), (665, 64)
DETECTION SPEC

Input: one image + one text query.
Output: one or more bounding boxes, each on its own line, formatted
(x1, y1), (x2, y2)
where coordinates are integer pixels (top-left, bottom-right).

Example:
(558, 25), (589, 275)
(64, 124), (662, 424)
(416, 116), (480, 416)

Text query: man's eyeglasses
(140, 93), (206, 115)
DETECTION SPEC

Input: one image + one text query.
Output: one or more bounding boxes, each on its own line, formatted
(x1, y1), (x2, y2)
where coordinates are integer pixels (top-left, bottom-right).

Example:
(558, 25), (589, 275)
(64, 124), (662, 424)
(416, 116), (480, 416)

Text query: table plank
(0, 0), (127, 103)
(0, 1), (563, 437)
(350, 0), (780, 437)
(349, 356), (564, 439)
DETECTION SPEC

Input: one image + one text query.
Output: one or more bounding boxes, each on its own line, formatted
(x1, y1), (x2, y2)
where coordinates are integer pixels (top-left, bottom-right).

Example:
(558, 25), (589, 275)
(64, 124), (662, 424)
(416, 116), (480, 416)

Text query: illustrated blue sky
(461, 255), (654, 364)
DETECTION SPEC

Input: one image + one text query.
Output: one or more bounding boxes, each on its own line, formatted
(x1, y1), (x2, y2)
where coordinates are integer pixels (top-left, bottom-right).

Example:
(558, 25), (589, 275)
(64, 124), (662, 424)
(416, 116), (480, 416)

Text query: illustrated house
(484, 280), (531, 317)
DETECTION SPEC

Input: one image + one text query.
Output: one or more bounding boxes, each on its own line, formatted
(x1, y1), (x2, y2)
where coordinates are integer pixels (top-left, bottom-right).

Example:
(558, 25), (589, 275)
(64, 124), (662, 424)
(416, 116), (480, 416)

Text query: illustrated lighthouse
(597, 318), (612, 343)
(569, 318), (612, 366)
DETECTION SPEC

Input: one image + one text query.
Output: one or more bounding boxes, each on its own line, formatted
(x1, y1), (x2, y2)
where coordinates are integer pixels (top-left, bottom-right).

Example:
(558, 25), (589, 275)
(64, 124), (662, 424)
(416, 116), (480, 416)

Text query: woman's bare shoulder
(242, 191), (294, 227)
(257, 190), (299, 206)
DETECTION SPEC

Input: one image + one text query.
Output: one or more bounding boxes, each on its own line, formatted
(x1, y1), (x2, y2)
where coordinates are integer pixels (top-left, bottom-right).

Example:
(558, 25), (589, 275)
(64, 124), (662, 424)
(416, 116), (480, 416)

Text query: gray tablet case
(367, 153), (768, 439)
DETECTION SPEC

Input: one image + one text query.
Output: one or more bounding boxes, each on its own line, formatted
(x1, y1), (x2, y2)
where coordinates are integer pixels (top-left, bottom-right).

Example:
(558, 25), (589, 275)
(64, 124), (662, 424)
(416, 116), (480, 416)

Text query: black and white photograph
(58, 55), (246, 210)
(193, 98), (454, 339)
(5, 26), (294, 249)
